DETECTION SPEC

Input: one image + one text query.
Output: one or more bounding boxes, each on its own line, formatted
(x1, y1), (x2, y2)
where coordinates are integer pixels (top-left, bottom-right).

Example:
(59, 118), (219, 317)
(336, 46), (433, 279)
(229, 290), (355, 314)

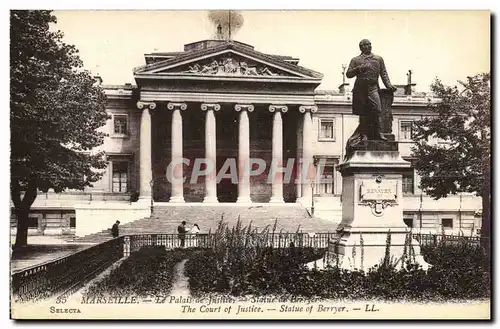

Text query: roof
(134, 40), (323, 80)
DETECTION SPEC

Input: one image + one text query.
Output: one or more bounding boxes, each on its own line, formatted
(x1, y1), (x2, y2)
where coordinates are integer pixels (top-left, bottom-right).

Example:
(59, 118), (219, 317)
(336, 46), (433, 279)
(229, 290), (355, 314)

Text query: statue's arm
(379, 57), (395, 89)
(346, 58), (363, 78)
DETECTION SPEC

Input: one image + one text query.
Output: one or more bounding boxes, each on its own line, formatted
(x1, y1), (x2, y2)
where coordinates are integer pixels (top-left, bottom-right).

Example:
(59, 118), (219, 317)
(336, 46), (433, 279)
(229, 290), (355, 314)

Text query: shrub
(422, 241), (490, 299)
(184, 223), (490, 301)
(185, 246), (324, 297)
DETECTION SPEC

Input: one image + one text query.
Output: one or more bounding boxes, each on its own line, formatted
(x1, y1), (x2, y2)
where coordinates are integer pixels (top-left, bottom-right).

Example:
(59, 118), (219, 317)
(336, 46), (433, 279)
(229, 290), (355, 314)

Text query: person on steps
(111, 220), (120, 238)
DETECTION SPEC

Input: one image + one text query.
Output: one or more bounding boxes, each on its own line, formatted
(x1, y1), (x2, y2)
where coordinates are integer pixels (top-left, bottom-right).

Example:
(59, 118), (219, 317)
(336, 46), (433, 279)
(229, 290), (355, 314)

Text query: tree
(412, 73), (491, 238)
(10, 10), (108, 249)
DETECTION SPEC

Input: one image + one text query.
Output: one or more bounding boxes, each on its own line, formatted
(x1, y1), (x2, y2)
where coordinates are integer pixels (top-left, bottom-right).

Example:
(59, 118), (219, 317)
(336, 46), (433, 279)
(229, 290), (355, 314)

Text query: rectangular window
(319, 165), (334, 194)
(28, 217), (38, 228)
(113, 115), (128, 135)
(318, 118), (335, 141)
(403, 218), (414, 228)
(442, 218), (453, 229)
(70, 217), (76, 228)
(400, 121), (414, 141)
(112, 162), (129, 193)
(402, 170), (414, 194)
(314, 159), (337, 195)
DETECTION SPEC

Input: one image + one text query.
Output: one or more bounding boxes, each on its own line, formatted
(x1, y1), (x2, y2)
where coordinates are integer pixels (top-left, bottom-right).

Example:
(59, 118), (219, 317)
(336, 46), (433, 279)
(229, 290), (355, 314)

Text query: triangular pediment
(153, 52), (301, 77)
(134, 43), (323, 80)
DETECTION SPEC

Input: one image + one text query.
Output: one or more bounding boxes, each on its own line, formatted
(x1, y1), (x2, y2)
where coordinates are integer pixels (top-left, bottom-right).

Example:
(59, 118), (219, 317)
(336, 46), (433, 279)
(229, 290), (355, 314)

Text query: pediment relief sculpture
(179, 56), (287, 77)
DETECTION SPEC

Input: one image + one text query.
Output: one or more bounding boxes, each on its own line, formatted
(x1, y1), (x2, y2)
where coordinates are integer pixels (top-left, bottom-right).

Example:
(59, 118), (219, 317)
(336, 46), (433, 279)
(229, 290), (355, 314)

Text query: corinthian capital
(269, 105), (288, 113)
(136, 101), (157, 110)
(201, 103), (221, 111)
(167, 102), (187, 111)
(299, 105), (318, 114)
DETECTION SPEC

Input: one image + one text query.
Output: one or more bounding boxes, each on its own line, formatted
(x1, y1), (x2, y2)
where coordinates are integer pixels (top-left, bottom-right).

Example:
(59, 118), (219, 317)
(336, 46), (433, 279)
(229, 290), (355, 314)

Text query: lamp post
(310, 156), (319, 217)
(149, 179), (154, 214)
(310, 181), (315, 216)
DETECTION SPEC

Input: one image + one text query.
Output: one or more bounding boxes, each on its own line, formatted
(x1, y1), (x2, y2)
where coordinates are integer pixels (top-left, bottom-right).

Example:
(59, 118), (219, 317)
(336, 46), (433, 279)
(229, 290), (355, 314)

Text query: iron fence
(126, 232), (488, 250)
(11, 236), (124, 303)
(412, 233), (487, 247)
(125, 232), (338, 251)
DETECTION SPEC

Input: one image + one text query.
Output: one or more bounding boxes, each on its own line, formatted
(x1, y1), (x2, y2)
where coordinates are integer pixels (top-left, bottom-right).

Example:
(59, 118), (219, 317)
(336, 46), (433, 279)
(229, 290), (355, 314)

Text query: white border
(2, 2), (497, 328)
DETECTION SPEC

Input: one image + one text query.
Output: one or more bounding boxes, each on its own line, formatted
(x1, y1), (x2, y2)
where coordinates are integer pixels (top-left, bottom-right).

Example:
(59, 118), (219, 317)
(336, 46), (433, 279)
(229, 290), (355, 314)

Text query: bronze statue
(346, 39), (397, 143)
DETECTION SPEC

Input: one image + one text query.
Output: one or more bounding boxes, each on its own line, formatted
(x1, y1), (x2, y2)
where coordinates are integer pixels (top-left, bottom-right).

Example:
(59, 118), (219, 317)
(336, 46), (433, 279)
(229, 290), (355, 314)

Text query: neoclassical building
(11, 39), (482, 237)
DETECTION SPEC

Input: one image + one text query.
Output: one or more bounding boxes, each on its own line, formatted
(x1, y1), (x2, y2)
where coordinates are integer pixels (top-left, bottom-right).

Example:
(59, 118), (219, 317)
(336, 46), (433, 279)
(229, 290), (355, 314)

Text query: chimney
(404, 70), (416, 95)
(339, 83), (350, 94)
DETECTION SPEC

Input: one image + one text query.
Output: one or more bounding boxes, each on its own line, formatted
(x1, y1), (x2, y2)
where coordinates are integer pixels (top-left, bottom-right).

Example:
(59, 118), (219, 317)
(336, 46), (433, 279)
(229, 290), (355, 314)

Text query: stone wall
(10, 209), (76, 236)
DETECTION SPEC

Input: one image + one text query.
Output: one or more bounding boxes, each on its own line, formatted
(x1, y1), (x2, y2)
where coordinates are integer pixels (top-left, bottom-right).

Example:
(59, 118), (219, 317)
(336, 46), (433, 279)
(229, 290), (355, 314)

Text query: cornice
(134, 43), (323, 80)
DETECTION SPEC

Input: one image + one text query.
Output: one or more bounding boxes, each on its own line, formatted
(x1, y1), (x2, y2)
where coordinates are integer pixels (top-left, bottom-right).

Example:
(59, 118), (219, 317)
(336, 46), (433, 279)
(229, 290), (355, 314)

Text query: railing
(11, 237), (124, 303)
(412, 233), (487, 247)
(125, 233), (337, 252)
(125, 233), (489, 251)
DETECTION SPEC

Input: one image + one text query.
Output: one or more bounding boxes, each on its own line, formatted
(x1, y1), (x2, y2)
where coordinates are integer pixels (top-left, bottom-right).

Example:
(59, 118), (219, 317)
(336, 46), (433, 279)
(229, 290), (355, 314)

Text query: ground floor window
(442, 218), (453, 229)
(314, 157), (338, 195)
(70, 217), (76, 228)
(112, 162), (129, 193)
(402, 171), (414, 194)
(403, 217), (414, 228)
(402, 158), (416, 195)
(28, 217), (38, 228)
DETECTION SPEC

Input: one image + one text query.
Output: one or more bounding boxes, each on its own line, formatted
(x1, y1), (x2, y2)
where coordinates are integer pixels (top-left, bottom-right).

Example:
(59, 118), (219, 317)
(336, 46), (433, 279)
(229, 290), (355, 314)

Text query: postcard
(10, 10), (491, 320)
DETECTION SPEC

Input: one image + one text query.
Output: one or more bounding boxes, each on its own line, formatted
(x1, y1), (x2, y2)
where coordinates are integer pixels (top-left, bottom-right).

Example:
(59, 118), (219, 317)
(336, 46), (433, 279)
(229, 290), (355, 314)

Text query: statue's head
(359, 39), (372, 54)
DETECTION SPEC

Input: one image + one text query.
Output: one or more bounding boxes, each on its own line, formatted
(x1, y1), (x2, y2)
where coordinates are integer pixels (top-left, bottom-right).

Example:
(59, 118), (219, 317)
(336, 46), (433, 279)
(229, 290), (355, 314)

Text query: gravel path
(170, 259), (190, 297)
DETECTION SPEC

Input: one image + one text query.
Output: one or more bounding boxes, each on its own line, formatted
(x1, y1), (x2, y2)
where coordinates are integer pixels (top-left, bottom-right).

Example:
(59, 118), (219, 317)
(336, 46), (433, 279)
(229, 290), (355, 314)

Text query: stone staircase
(73, 204), (340, 243)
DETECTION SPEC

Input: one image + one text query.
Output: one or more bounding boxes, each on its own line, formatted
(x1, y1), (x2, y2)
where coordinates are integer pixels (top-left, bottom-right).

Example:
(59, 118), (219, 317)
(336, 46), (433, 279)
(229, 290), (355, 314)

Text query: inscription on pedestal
(360, 182), (397, 202)
(359, 179), (398, 216)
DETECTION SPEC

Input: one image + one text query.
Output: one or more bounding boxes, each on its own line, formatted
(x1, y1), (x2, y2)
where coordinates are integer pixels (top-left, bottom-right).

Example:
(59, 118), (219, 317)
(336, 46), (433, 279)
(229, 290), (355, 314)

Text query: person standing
(188, 224), (201, 247)
(189, 224), (200, 234)
(177, 221), (188, 248)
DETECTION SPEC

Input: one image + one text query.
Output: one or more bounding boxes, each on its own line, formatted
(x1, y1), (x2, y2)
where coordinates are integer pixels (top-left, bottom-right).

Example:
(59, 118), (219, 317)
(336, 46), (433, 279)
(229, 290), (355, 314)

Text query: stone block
(324, 149), (430, 271)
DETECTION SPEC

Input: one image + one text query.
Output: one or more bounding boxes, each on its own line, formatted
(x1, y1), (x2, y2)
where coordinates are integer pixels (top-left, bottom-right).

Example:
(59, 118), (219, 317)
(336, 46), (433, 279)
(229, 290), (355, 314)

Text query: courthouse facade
(11, 39), (482, 237)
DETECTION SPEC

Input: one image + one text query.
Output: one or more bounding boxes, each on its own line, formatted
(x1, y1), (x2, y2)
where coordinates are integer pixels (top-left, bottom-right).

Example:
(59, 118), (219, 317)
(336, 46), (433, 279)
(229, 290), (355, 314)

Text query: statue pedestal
(322, 150), (429, 271)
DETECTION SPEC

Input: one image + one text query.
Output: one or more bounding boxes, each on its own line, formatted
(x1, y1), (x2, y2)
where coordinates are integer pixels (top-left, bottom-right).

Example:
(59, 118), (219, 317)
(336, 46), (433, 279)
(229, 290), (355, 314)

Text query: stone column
(137, 101), (156, 201)
(299, 105), (318, 205)
(296, 118), (303, 199)
(235, 104), (254, 203)
(269, 105), (288, 203)
(167, 102), (187, 203)
(201, 103), (220, 203)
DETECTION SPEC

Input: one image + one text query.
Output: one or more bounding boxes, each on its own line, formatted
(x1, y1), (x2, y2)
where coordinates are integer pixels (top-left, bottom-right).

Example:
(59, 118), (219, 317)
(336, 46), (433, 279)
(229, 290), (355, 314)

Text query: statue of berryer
(344, 39), (398, 160)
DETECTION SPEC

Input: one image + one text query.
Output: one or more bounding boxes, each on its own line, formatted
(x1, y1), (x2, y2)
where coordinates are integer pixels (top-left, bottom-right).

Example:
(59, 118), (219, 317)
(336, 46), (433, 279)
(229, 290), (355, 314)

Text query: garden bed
(182, 225), (490, 301)
(83, 246), (195, 299)
(80, 219), (490, 302)
(183, 242), (490, 301)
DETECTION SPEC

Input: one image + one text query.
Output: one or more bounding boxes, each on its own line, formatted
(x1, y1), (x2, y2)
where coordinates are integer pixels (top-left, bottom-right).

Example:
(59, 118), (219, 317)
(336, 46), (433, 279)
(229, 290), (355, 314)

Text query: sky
(52, 10), (491, 92)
